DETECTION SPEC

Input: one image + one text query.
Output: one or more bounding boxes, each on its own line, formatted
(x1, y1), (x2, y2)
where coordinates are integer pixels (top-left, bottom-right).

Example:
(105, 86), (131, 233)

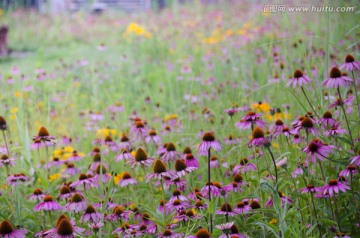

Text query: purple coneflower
(70, 173), (94, 190)
(81, 205), (102, 223)
(118, 172), (137, 187)
(340, 54), (360, 71)
(224, 134), (241, 145)
(67, 150), (83, 162)
(248, 127), (270, 148)
(107, 206), (132, 222)
(28, 188), (47, 201)
(161, 142), (181, 162)
(224, 107), (240, 117)
(157, 229), (183, 238)
(235, 111), (265, 130)
(286, 69), (311, 88)
(115, 148), (134, 162)
(93, 165), (111, 183)
(218, 223), (246, 238)
(298, 184), (322, 193)
(0, 154), (14, 167)
(200, 182), (221, 198)
(324, 122), (347, 136)
(0, 220), (27, 238)
(62, 163), (80, 176)
(33, 126), (55, 144)
(185, 153), (199, 168)
(321, 179), (350, 196)
(318, 111), (337, 127)
(118, 133), (132, 151)
(127, 148), (154, 168)
(166, 199), (188, 212)
(322, 67), (353, 88)
(339, 165), (357, 177)
(350, 151), (360, 166)
(145, 130), (162, 145)
(291, 166), (304, 178)
(233, 201), (251, 214)
(174, 159), (197, 177)
(57, 185), (74, 200)
(291, 116), (318, 136)
(264, 191), (292, 208)
(303, 138), (336, 163)
(198, 132), (222, 154)
(7, 173), (29, 186)
(146, 159), (177, 182)
(130, 120), (148, 141)
(65, 193), (86, 213)
(44, 157), (64, 169)
(233, 158), (256, 173)
(187, 228), (211, 238)
(34, 195), (62, 211)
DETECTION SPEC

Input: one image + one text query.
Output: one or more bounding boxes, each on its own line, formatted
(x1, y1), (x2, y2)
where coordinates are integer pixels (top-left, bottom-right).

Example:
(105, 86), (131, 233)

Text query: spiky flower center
(328, 179), (338, 186)
(60, 186), (71, 195)
(250, 200), (261, 209)
(153, 159), (167, 173)
(0, 116), (7, 130)
(294, 69), (303, 78)
(175, 160), (187, 172)
(38, 127), (50, 137)
(71, 193), (83, 203)
(173, 189), (181, 196)
(323, 111), (333, 118)
(233, 173), (243, 182)
(1, 154), (8, 161)
(85, 205), (96, 214)
(202, 132), (215, 142)
(120, 134), (129, 142)
(122, 172), (132, 179)
(301, 117), (314, 128)
(57, 219), (74, 235)
(0, 220), (14, 234)
(96, 165), (106, 174)
(166, 143), (176, 152)
(195, 228), (211, 238)
(231, 224), (239, 234)
(237, 202), (245, 208)
(345, 54), (354, 63)
(221, 202), (233, 212)
(163, 229), (172, 236)
(183, 147), (192, 154)
(186, 209), (194, 217)
(33, 188), (43, 195)
(308, 141), (319, 152)
(186, 154), (194, 160)
(240, 158), (248, 165)
(105, 136), (113, 142)
(79, 173), (88, 180)
(330, 67), (341, 78)
(114, 206), (125, 216)
(135, 148), (148, 161)
(149, 130), (157, 136)
(44, 195), (54, 202)
(252, 127), (264, 139)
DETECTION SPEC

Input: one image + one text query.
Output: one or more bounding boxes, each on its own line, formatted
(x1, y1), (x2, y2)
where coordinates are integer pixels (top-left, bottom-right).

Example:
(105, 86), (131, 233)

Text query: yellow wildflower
(251, 102), (270, 113)
(49, 173), (61, 181)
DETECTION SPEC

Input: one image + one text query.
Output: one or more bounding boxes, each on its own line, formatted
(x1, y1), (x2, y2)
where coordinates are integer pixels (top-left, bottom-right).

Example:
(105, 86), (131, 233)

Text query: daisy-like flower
(265, 191), (293, 208)
(224, 134), (241, 145)
(115, 149), (134, 162)
(272, 119), (286, 136)
(169, 189), (188, 204)
(198, 132), (222, 154)
(200, 182), (221, 198)
(34, 195), (62, 211)
(340, 54), (360, 71)
(321, 179), (350, 196)
(57, 185), (74, 200)
(0, 220), (27, 238)
(65, 193), (86, 213)
(235, 111), (266, 130)
(127, 147), (154, 168)
(209, 156), (220, 168)
(81, 205), (103, 223)
(7, 173), (29, 186)
(166, 199), (188, 212)
(32, 126), (55, 144)
(145, 130), (162, 145)
(28, 188), (47, 201)
(291, 116), (318, 136)
(298, 184), (322, 193)
(161, 142), (181, 162)
(62, 163), (81, 176)
(350, 151), (360, 166)
(322, 67), (353, 88)
(157, 229), (183, 238)
(0, 154), (14, 167)
(118, 172), (137, 187)
(193, 199), (207, 210)
(130, 120), (148, 141)
(339, 165), (357, 177)
(174, 159), (197, 177)
(328, 96), (354, 111)
(318, 111), (337, 127)
(187, 228), (211, 238)
(146, 159), (177, 183)
(234, 201), (251, 214)
(69, 173), (95, 190)
(118, 133), (132, 151)
(334, 232), (351, 238)
(248, 127), (271, 148)
(233, 158), (256, 173)
(303, 138), (336, 163)
(324, 122), (347, 136)
(286, 69), (311, 88)
(291, 166), (304, 178)
(44, 157), (64, 169)
(184, 153), (199, 168)
(218, 223), (246, 238)
(93, 165), (111, 183)
(107, 206), (132, 222)
(224, 106), (241, 117)
(51, 216), (84, 238)
(67, 150), (83, 162)
(216, 202), (237, 217)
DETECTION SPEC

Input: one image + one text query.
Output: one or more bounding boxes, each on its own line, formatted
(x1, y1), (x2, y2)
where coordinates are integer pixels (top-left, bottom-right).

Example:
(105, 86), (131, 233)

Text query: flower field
(0, 1), (359, 237)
